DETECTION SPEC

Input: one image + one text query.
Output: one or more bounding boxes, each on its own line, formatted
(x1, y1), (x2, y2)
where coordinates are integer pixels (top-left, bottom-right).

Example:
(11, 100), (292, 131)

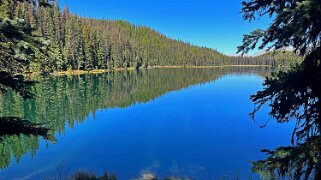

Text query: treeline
(1, 1), (302, 74)
(227, 51), (302, 66)
(0, 0), (302, 75)
(3, 1), (226, 73)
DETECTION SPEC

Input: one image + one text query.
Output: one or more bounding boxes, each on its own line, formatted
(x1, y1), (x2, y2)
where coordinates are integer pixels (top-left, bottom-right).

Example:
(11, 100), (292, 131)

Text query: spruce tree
(238, 0), (321, 179)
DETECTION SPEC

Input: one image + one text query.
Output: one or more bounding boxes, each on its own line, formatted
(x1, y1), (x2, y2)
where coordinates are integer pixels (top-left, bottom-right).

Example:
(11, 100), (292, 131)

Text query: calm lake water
(0, 67), (294, 179)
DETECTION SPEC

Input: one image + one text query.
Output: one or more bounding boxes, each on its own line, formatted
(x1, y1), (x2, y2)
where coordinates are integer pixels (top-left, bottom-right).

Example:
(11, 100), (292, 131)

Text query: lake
(0, 67), (294, 179)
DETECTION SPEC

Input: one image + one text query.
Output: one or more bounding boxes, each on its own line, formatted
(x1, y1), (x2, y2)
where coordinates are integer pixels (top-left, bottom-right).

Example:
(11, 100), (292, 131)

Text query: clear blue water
(0, 68), (294, 179)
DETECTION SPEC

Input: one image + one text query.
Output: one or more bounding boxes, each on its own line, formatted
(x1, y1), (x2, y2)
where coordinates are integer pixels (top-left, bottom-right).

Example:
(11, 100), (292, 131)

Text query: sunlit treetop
(18, 0), (54, 6)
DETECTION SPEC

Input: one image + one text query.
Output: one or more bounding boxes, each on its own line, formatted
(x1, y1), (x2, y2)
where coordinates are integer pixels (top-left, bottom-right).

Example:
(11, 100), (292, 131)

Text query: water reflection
(0, 67), (277, 178)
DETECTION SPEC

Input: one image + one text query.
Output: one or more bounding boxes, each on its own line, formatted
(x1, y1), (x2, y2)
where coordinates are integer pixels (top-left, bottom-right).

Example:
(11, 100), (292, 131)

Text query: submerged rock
(135, 173), (157, 180)
(143, 173), (157, 180)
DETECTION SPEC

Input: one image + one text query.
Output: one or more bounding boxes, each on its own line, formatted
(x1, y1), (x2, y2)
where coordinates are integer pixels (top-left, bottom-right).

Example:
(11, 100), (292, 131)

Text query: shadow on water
(0, 66), (275, 173)
(0, 117), (49, 139)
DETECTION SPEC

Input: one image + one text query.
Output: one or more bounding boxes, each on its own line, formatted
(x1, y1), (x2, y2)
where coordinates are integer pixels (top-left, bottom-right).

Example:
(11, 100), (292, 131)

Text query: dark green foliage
(0, 0), (54, 97)
(0, 18), (48, 73)
(238, 0), (321, 179)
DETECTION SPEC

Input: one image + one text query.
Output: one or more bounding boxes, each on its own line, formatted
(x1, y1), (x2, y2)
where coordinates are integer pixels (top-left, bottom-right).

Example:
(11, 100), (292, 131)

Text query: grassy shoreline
(51, 67), (136, 76)
(28, 65), (272, 76)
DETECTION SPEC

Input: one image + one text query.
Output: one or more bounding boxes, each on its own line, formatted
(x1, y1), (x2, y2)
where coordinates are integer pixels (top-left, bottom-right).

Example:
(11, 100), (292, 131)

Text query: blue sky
(59, 0), (271, 55)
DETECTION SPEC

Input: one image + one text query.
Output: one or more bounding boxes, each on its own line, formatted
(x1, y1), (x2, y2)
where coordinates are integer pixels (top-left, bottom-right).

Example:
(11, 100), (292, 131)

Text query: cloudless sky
(59, 0), (271, 55)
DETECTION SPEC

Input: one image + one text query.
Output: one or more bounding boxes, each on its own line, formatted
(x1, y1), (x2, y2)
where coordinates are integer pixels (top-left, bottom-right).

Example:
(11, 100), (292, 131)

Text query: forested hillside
(0, 1), (302, 74)
(2, 1), (227, 73)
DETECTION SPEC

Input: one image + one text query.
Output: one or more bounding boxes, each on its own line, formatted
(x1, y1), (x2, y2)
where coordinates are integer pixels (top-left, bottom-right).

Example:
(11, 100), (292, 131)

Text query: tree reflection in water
(0, 67), (274, 170)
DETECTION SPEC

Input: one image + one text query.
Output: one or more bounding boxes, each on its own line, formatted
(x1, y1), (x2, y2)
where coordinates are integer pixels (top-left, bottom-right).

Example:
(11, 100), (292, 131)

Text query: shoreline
(28, 65), (273, 76)
(153, 65), (271, 68)
(51, 67), (136, 76)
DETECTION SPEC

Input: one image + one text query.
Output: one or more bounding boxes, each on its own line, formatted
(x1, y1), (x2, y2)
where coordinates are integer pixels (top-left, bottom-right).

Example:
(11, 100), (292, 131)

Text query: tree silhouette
(238, 0), (321, 179)
(0, 0), (53, 141)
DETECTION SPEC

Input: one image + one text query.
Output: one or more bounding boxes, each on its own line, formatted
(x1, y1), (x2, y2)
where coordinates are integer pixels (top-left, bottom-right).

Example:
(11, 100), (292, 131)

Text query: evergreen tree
(0, 0), (54, 149)
(238, 0), (321, 179)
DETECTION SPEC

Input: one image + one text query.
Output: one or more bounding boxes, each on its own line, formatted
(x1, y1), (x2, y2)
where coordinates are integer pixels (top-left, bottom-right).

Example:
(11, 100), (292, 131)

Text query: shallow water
(0, 67), (294, 179)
